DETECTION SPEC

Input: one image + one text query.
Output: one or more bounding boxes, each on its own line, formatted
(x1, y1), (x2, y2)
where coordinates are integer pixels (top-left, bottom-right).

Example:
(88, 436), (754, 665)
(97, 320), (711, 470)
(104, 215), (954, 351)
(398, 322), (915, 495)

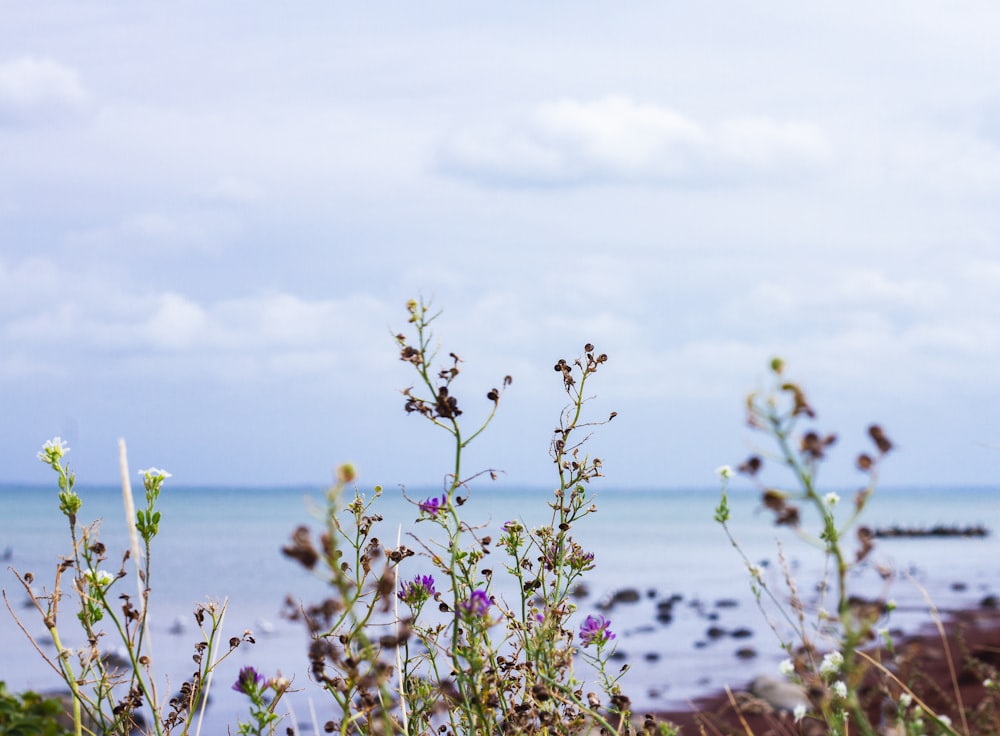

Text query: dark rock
(715, 598), (739, 608)
(873, 524), (989, 538)
(735, 647), (757, 659)
(656, 598), (677, 613)
(730, 627), (753, 639)
(597, 587), (641, 610)
(613, 588), (641, 604)
(706, 625), (726, 639)
(981, 594), (999, 609)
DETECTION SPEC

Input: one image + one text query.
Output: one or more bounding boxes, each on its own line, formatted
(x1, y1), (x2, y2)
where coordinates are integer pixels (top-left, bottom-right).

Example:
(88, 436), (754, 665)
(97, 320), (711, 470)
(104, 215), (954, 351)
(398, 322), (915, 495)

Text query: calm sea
(2, 483), (997, 732)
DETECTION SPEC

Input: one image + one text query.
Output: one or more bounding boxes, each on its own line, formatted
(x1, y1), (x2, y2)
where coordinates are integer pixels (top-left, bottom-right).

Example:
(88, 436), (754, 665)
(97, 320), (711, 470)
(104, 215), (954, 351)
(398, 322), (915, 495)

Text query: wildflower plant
(232, 667), (289, 736)
(281, 298), (634, 736)
(4, 441), (256, 736)
(715, 358), (895, 736)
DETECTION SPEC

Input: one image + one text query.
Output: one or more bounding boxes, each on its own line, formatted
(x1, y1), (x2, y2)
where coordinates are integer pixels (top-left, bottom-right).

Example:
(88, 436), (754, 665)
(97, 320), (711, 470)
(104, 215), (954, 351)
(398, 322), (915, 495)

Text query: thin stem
(49, 625), (83, 736)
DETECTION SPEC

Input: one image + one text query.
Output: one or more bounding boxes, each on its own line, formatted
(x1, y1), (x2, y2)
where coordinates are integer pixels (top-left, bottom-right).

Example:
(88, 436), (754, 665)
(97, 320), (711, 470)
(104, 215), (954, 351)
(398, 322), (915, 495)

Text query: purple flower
(458, 589), (492, 618)
(398, 574), (436, 605)
(419, 494), (447, 517)
(579, 614), (615, 648)
(568, 549), (595, 572)
(500, 520), (525, 554)
(232, 666), (266, 695)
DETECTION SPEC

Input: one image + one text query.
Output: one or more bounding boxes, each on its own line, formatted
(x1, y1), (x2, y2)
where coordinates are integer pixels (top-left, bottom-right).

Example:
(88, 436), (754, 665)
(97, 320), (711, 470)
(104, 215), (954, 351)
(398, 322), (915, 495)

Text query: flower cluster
(232, 666), (266, 696)
(458, 589), (492, 619)
(37, 437), (80, 517)
(37, 437), (69, 464)
(499, 520), (525, 554)
(819, 650), (844, 677)
(138, 467), (172, 483)
(83, 569), (115, 589)
(567, 547), (595, 572)
(232, 666), (288, 735)
(418, 494), (447, 517)
(578, 614), (615, 648)
(398, 574), (436, 606)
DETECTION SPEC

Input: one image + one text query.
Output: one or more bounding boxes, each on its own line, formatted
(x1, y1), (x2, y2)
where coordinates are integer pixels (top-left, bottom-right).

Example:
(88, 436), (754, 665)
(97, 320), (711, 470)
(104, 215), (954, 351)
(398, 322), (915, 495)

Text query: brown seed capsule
(739, 455), (762, 475)
(801, 431), (824, 459)
(868, 425), (893, 454)
(532, 683), (551, 701)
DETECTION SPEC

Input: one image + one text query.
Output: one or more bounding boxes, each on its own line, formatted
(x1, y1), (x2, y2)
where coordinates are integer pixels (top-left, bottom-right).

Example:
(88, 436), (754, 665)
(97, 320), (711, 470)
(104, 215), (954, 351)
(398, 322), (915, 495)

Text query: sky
(2, 2), (999, 492)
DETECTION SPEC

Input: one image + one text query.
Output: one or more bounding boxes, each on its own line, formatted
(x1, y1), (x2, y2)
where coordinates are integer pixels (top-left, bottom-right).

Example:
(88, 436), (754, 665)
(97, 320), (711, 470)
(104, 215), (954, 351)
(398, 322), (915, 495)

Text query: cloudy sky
(3, 2), (999, 492)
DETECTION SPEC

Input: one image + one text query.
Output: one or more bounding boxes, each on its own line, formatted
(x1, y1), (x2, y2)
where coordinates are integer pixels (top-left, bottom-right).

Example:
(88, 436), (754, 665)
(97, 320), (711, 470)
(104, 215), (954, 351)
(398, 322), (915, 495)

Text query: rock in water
(749, 675), (810, 712)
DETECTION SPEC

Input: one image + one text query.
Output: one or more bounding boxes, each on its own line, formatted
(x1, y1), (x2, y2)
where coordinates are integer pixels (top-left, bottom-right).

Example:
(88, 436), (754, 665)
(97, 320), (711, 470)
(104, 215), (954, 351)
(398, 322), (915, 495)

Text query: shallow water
(2, 482), (998, 732)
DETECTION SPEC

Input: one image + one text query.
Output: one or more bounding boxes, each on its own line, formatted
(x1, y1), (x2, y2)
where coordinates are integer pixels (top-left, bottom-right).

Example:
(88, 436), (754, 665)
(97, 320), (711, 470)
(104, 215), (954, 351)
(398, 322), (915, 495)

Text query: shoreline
(645, 602), (1000, 734)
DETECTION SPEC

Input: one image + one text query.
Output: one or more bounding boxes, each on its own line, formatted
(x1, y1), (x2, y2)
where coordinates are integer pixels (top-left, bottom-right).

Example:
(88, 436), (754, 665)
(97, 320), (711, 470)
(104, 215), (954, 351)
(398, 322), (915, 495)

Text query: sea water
(2, 483), (998, 732)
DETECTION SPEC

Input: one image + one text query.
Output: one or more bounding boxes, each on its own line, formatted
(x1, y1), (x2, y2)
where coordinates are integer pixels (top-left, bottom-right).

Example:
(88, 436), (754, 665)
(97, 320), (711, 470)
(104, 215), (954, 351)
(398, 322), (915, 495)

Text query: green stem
(49, 625), (83, 736)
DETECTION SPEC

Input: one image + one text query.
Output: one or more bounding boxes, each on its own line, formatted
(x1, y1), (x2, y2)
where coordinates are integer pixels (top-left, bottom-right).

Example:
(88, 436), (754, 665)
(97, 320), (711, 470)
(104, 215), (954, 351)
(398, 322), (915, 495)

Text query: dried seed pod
(868, 425), (893, 454)
(739, 455), (762, 475)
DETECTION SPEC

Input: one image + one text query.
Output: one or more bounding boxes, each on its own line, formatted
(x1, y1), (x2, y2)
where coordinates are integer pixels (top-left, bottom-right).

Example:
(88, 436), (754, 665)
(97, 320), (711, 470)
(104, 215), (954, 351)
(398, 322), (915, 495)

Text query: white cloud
(0, 56), (90, 126)
(0, 256), (394, 385)
(145, 293), (208, 350)
(438, 96), (833, 187)
(200, 175), (263, 204)
(66, 209), (243, 255)
(732, 269), (950, 327)
(880, 122), (1000, 195)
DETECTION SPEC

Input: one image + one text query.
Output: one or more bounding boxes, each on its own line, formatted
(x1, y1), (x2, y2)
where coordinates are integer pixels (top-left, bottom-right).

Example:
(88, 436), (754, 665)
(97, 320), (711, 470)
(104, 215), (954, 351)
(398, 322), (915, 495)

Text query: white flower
(747, 564), (764, 581)
(823, 491), (840, 506)
(819, 651), (844, 677)
(793, 704), (807, 723)
(715, 465), (733, 480)
(138, 468), (172, 480)
(37, 437), (69, 462)
(778, 658), (795, 676)
(984, 678), (994, 689)
(832, 680), (847, 699)
(938, 715), (952, 728)
(83, 569), (115, 587)
(899, 692), (913, 708)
